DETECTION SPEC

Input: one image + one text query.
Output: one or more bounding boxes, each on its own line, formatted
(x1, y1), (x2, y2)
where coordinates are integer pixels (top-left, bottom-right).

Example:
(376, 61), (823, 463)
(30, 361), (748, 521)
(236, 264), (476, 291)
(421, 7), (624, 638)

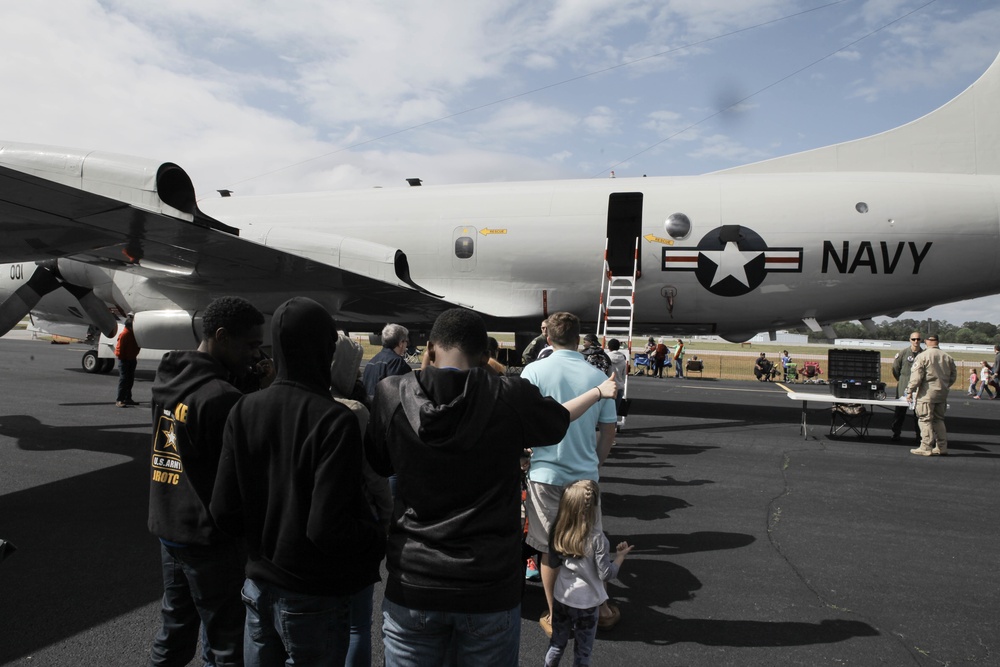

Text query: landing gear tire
(82, 350), (100, 373)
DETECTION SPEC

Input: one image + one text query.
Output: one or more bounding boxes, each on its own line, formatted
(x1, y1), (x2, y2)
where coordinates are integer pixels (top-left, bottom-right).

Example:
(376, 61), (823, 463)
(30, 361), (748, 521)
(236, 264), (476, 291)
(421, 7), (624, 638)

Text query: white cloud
(0, 1), (997, 198)
(474, 101), (579, 142)
(582, 107), (618, 134)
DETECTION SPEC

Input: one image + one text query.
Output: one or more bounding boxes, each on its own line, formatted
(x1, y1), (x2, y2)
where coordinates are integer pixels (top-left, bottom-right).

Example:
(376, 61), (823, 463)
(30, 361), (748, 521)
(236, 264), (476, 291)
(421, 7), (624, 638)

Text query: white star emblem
(699, 242), (762, 288)
(162, 425), (178, 451)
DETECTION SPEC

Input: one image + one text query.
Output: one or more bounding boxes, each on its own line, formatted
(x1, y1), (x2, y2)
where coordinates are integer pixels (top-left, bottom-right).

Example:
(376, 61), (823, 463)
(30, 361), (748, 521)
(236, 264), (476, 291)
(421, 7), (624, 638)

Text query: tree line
(806, 319), (1000, 346)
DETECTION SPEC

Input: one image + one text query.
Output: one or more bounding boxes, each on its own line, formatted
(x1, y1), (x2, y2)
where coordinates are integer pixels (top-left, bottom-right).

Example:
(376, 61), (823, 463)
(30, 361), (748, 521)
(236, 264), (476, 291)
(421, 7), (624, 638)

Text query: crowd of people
(125, 299), (984, 664)
(141, 296), (629, 667)
(968, 354), (1000, 399)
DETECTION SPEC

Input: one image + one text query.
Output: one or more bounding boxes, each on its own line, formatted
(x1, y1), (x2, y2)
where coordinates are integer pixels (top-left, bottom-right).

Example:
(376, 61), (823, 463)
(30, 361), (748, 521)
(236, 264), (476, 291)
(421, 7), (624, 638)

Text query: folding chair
(800, 361), (822, 383)
(830, 404), (872, 438)
(632, 353), (652, 376)
(783, 362), (797, 383)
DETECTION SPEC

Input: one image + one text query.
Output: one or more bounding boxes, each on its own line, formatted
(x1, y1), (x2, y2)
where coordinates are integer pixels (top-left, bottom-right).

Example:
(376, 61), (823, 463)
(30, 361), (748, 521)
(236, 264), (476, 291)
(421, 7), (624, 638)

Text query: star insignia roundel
(661, 225), (802, 297)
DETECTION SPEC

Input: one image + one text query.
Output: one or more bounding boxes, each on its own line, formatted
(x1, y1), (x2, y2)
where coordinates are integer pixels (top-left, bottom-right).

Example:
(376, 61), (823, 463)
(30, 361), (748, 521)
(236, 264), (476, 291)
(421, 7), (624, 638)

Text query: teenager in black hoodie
(147, 296), (266, 667)
(211, 296), (385, 665)
(366, 308), (617, 666)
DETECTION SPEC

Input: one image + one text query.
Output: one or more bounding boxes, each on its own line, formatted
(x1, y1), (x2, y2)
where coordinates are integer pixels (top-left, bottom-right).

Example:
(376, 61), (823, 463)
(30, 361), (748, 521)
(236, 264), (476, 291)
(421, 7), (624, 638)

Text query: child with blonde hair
(544, 480), (633, 667)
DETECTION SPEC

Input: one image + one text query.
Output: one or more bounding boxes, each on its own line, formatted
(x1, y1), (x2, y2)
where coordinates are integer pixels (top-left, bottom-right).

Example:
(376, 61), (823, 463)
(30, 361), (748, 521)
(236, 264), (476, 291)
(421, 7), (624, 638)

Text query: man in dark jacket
(211, 297), (385, 665)
(366, 308), (616, 666)
(362, 322), (412, 401)
(891, 331), (923, 441)
(147, 296), (265, 667)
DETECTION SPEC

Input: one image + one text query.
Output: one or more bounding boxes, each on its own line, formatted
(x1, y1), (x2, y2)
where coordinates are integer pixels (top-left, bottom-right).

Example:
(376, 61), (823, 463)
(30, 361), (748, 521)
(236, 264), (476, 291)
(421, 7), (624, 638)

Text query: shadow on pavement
(0, 414), (159, 664)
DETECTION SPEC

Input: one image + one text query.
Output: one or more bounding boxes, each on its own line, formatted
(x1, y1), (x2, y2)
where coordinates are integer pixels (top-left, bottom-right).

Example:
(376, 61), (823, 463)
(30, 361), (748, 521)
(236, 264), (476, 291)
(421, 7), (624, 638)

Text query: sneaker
(909, 448), (932, 456)
(931, 448), (948, 456)
(115, 401), (128, 408)
(539, 613), (552, 638)
(525, 556), (540, 581)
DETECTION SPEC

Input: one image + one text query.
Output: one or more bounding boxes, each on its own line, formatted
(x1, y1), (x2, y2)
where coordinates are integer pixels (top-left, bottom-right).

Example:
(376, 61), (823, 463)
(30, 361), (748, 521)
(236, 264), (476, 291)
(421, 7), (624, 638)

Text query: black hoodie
(211, 297), (384, 596)
(148, 350), (242, 546)
(366, 365), (570, 613)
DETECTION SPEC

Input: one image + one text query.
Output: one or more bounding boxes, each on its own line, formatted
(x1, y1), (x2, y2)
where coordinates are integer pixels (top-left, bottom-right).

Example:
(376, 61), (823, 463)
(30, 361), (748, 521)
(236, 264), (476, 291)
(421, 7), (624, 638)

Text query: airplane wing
(0, 144), (455, 324)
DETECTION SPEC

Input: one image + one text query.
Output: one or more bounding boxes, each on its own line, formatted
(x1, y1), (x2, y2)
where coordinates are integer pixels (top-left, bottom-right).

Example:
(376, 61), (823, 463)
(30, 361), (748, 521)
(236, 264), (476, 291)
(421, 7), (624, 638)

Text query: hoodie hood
(330, 333), (364, 398)
(271, 297), (337, 392)
(397, 366), (500, 449)
(152, 350), (229, 409)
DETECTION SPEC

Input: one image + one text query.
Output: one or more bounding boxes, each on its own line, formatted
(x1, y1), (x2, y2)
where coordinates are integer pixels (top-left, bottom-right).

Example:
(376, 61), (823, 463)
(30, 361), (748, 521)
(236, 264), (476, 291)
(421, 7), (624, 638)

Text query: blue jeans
(544, 600), (598, 667)
(149, 541), (245, 667)
(347, 584), (374, 667)
(242, 578), (351, 667)
(381, 597), (520, 667)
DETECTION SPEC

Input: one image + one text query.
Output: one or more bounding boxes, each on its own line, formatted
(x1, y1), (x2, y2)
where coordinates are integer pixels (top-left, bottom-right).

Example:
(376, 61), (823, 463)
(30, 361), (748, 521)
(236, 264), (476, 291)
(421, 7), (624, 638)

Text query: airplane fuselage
(2, 171), (997, 343)
(5, 51), (1000, 346)
(196, 171), (1000, 339)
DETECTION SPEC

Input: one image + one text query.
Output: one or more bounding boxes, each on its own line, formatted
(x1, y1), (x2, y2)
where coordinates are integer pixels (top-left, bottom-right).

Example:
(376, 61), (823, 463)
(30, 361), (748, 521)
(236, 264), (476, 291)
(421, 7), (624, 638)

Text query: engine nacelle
(0, 141), (201, 222)
(132, 310), (201, 351)
(129, 309), (273, 352)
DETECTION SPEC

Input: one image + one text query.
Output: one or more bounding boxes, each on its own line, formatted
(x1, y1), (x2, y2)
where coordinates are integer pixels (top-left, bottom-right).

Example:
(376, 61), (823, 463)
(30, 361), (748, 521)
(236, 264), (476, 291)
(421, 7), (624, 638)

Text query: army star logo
(162, 424), (178, 451)
(661, 225), (802, 297)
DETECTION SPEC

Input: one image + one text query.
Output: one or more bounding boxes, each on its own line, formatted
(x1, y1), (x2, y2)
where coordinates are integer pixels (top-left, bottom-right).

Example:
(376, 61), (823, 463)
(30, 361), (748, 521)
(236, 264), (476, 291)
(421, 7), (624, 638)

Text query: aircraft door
(607, 193), (643, 276)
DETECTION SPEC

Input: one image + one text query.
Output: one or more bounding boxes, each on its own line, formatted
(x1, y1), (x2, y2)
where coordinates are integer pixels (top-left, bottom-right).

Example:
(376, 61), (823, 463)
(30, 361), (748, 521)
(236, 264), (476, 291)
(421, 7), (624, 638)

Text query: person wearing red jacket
(114, 314), (141, 407)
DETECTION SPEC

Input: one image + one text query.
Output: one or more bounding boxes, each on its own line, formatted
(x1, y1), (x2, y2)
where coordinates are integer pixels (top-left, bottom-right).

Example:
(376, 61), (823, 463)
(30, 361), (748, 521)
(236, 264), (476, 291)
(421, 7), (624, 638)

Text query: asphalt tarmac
(1, 335), (998, 666)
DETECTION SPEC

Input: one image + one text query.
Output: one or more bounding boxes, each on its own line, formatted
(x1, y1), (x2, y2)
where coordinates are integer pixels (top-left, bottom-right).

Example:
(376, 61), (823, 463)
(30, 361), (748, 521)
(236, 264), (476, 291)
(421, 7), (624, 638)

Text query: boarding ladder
(596, 237), (639, 428)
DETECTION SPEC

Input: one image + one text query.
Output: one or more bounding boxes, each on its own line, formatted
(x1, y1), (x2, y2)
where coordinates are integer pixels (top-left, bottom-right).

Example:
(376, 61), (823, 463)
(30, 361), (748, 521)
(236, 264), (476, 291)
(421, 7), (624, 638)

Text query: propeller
(0, 264), (61, 335)
(61, 282), (119, 338)
(0, 262), (118, 338)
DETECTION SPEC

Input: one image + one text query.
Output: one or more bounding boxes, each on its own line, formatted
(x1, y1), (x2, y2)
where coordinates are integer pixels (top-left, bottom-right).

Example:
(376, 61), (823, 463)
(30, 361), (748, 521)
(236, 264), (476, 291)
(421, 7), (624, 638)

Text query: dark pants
(242, 578), (351, 667)
(149, 541), (246, 667)
(890, 406), (920, 439)
(544, 600), (599, 666)
(117, 359), (137, 402)
(348, 583), (374, 666)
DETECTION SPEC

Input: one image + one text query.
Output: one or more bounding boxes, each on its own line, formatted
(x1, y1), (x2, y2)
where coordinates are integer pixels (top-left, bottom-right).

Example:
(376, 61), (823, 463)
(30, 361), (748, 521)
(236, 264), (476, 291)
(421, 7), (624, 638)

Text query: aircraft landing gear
(82, 350), (115, 374)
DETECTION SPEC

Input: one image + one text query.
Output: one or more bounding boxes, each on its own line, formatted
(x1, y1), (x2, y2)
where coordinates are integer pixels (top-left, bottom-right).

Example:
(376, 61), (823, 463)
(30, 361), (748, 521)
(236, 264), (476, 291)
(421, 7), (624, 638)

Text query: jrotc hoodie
(148, 350), (242, 546)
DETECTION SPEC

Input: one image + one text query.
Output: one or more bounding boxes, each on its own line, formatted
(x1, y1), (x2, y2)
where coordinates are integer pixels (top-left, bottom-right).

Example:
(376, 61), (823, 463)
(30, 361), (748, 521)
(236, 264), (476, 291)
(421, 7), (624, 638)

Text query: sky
(2, 0), (1000, 326)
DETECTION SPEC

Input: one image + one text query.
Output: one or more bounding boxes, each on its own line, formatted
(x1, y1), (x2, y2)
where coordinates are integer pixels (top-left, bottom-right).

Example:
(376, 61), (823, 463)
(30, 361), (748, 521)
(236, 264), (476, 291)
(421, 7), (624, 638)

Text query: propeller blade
(0, 265), (61, 335)
(62, 283), (119, 338)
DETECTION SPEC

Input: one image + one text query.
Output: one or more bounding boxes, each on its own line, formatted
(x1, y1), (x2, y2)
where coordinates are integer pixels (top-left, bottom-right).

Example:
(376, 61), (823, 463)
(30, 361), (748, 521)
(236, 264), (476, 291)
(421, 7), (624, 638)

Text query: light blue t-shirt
(521, 349), (617, 486)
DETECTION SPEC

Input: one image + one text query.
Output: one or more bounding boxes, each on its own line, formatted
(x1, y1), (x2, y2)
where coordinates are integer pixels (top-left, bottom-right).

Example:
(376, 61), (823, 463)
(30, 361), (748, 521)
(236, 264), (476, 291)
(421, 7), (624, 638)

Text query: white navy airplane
(2, 52), (1000, 368)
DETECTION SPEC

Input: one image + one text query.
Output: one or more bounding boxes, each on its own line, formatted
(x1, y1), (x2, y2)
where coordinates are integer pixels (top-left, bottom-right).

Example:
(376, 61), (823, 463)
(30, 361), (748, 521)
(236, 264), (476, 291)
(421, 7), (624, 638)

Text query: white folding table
(786, 391), (909, 439)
